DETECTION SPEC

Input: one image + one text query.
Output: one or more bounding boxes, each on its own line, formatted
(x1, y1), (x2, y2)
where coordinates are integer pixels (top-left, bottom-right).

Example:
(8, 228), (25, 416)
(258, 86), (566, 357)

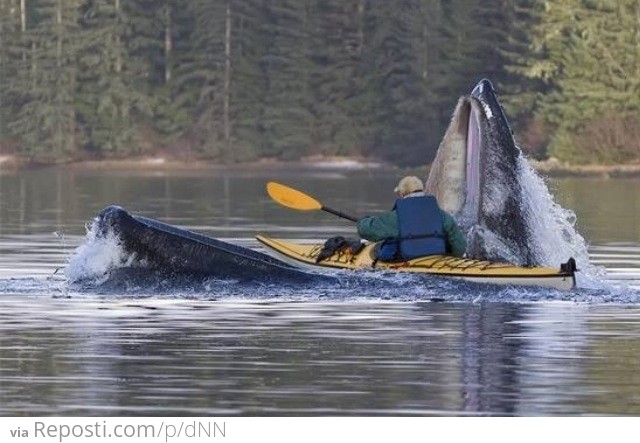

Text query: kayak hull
(256, 235), (576, 291)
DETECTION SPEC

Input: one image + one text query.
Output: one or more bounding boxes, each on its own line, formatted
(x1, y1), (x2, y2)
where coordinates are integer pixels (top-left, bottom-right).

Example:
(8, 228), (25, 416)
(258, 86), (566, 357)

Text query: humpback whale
(88, 205), (323, 283)
(71, 79), (584, 286)
(426, 79), (583, 267)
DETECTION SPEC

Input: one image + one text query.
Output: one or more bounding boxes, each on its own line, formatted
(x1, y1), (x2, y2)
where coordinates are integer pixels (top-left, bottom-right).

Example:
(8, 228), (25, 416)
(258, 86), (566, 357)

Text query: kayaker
(357, 176), (467, 260)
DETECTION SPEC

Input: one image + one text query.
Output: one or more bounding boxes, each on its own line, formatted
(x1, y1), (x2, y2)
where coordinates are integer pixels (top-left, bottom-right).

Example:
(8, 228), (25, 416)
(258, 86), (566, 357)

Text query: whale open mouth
(464, 98), (483, 225)
(426, 79), (573, 267)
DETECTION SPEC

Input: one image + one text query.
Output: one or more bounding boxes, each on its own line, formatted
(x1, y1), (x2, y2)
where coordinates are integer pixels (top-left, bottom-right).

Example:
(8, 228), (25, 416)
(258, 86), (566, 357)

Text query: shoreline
(0, 155), (392, 173)
(528, 159), (640, 178)
(2, 154), (640, 178)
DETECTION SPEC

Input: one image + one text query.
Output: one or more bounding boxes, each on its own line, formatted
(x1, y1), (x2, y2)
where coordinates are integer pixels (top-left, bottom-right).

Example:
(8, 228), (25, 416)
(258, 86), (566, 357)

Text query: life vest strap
(399, 232), (445, 241)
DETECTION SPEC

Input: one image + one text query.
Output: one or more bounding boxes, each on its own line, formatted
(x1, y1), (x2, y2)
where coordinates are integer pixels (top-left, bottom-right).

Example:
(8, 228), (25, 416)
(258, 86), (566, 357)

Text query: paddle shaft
(321, 206), (359, 223)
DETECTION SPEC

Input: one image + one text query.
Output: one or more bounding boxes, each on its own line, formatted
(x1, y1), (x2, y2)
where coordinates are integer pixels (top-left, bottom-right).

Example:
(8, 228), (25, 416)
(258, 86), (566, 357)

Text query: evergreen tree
(0, 0), (9, 143)
(4, 0), (603, 165)
(76, 0), (154, 156)
(502, 0), (548, 117)
(510, 0), (640, 163)
(229, 0), (268, 161)
(176, 0), (229, 159)
(1, 0), (29, 148)
(122, 0), (172, 151)
(257, 0), (313, 160)
(150, 0), (195, 144)
(307, 0), (367, 156)
(361, 0), (429, 164)
(416, 0), (455, 159)
(8, 0), (83, 158)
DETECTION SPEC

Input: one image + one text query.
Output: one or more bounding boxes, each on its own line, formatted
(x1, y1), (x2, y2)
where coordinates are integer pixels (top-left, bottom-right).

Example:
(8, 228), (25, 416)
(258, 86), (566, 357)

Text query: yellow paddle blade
(266, 182), (322, 211)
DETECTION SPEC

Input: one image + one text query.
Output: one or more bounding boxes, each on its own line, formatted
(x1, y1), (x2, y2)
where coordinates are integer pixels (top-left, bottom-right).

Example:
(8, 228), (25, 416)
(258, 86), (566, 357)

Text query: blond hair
(394, 176), (424, 197)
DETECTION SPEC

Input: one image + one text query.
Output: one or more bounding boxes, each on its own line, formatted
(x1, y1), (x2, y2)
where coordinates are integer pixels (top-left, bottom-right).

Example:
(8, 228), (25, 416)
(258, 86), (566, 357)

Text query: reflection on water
(2, 299), (640, 416)
(0, 167), (384, 238)
(552, 178), (640, 243)
(0, 167), (640, 415)
(1, 168), (639, 242)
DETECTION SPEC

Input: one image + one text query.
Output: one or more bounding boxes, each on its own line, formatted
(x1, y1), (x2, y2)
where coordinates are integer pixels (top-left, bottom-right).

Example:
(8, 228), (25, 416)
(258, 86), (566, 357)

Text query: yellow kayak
(256, 235), (577, 291)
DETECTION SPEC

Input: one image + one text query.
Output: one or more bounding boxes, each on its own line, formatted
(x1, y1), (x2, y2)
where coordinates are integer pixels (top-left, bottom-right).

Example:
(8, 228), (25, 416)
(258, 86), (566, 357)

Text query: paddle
(266, 182), (359, 223)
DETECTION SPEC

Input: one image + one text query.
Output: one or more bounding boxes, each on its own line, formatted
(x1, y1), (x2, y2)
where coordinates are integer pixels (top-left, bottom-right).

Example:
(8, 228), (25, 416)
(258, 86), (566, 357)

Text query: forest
(0, 0), (639, 166)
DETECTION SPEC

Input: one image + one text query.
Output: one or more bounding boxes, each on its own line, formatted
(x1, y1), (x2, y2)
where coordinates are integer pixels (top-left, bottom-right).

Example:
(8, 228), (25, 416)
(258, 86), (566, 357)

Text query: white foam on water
(65, 220), (137, 284)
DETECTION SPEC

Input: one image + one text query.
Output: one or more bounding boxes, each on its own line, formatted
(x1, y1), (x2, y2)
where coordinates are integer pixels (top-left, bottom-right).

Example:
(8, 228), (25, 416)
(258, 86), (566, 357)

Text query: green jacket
(357, 209), (467, 257)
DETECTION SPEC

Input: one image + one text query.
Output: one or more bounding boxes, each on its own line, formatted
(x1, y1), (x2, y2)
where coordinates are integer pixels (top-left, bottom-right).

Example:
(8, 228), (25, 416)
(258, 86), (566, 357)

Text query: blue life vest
(376, 196), (447, 261)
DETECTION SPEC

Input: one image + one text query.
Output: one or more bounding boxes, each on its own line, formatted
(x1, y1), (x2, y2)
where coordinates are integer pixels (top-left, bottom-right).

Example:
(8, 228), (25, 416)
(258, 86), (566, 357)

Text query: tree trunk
(8, 0), (14, 26)
(55, 0), (63, 154)
(0, 0), (4, 138)
(0, 0), (4, 69)
(20, 0), (26, 62)
(223, 0), (231, 152)
(55, 0), (74, 155)
(357, 0), (364, 55)
(636, 0), (640, 81)
(421, 14), (428, 80)
(164, 2), (172, 83)
(115, 0), (121, 73)
(56, 0), (61, 68)
(20, 0), (25, 31)
(424, 0), (442, 81)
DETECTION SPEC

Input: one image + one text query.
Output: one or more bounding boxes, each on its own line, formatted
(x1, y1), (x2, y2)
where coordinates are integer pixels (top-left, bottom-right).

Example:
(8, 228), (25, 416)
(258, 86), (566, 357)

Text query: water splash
(516, 156), (616, 291)
(517, 156), (591, 268)
(515, 155), (613, 289)
(65, 219), (138, 284)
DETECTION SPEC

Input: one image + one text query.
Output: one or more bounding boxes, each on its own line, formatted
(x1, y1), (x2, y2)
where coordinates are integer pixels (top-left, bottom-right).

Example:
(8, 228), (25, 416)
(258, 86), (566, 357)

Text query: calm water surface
(1, 167), (639, 416)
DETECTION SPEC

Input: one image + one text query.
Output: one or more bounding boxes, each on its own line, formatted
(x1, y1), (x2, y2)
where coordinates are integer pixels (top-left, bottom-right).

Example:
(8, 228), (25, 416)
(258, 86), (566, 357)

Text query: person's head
(394, 176), (424, 198)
